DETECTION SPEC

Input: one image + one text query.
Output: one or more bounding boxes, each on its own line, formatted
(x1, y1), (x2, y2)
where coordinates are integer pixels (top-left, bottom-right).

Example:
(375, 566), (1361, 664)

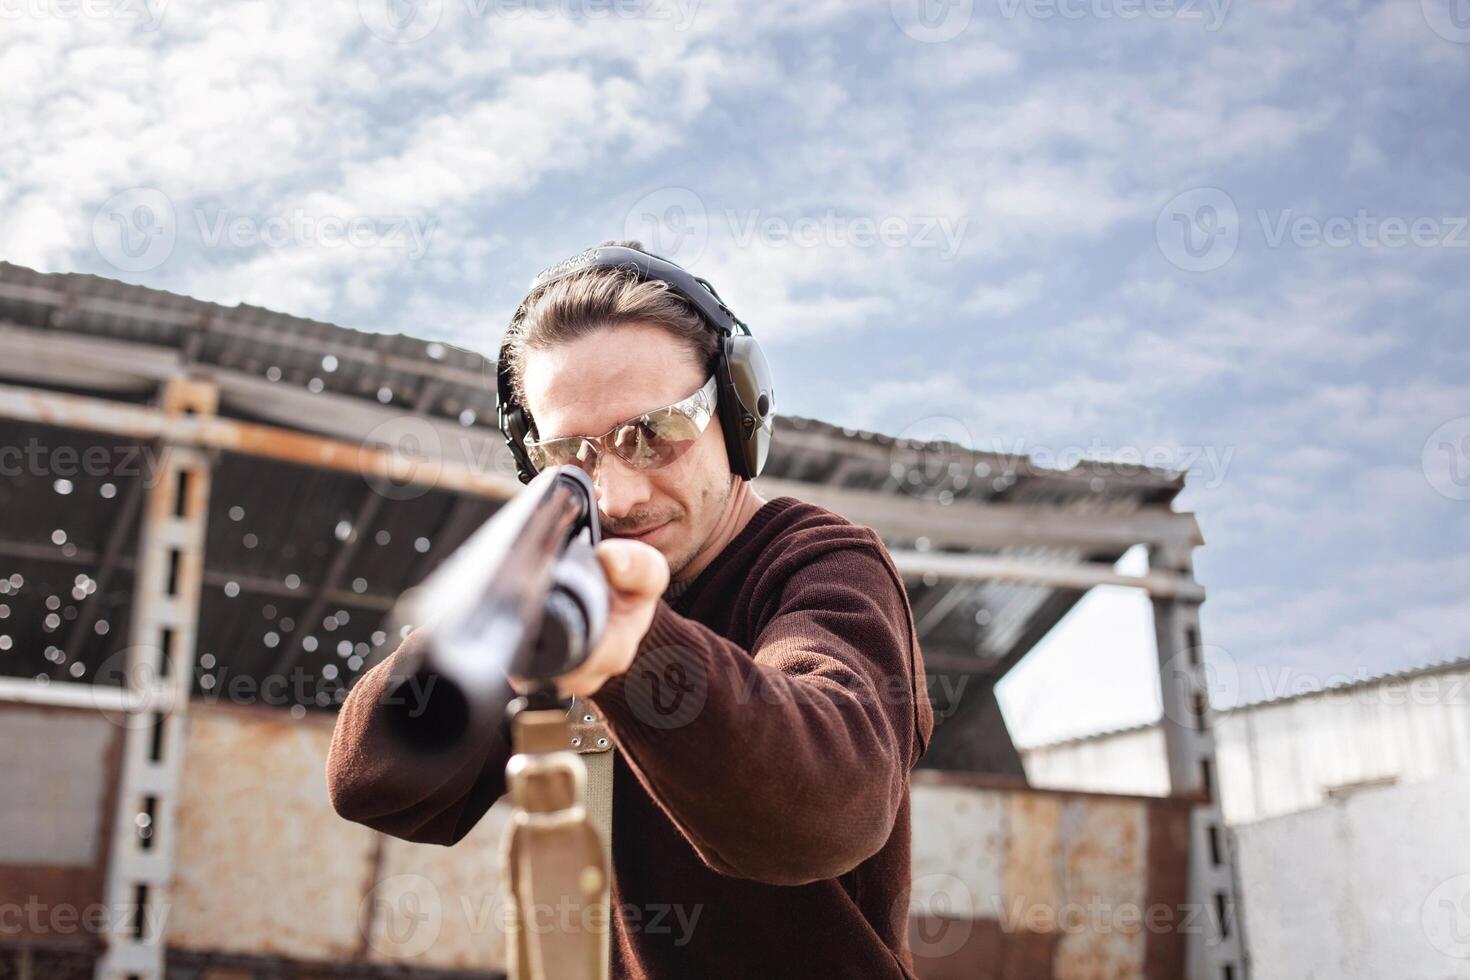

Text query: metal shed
(0, 262), (1241, 980)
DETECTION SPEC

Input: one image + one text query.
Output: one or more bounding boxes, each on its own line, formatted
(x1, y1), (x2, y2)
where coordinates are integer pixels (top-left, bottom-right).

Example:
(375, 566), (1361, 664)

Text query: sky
(1, 0), (1467, 746)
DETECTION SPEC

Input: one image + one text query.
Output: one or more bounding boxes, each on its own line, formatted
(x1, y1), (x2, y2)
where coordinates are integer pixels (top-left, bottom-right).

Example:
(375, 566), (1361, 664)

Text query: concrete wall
(168, 704), (514, 974)
(0, 702), (120, 947)
(3, 700), (1200, 978)
(1022, 663), (1470, 825)
(1233, 772), (1470, 979)
(908, 773), (1193, 980)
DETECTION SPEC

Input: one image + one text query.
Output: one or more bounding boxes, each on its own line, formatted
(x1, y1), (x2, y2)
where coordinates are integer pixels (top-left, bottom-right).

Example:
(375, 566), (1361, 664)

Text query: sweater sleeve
(589, 542), (923, 886)
(325, 628), (513, 845)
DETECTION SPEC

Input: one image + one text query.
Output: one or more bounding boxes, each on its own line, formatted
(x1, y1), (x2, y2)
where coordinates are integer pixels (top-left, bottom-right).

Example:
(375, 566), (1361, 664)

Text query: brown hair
(501, 240), (719, 416)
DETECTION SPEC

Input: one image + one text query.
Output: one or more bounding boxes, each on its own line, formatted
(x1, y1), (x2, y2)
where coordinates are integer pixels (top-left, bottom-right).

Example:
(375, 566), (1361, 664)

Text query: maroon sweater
(327, 496), (933, 978)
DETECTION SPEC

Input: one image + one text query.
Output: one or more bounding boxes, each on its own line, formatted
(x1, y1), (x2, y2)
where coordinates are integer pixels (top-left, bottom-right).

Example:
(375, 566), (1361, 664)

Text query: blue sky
(2, 0), (1467, 744)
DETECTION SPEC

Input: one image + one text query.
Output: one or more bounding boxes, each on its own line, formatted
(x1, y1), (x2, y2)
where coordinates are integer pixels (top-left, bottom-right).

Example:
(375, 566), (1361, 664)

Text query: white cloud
(962, 272), (1045, 317)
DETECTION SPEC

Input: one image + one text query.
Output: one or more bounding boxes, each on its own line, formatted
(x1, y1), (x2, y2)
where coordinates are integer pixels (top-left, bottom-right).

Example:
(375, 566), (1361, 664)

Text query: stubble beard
(667, 474), (733, 582)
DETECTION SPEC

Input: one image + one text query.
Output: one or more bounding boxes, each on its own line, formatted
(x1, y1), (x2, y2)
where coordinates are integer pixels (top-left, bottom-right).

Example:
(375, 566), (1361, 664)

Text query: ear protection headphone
(496, 244), (776, 485)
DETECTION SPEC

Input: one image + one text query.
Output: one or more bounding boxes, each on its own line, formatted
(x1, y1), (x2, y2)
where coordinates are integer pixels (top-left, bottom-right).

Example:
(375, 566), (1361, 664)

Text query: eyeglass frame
(521, 374), (720, 478)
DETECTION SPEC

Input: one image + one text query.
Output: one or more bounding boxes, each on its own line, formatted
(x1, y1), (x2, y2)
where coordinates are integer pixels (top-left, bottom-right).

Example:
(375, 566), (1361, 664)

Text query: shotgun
(384, 464), (608, 750)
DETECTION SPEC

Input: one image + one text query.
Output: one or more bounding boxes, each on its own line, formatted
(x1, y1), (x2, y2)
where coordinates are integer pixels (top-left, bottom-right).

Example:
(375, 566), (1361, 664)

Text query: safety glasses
(523, 375), (718, 478)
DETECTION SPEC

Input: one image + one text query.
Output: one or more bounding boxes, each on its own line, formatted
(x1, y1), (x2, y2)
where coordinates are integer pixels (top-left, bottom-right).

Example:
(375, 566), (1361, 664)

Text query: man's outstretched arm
(587, 538), (928, 886)
(325, 628), (514, 845)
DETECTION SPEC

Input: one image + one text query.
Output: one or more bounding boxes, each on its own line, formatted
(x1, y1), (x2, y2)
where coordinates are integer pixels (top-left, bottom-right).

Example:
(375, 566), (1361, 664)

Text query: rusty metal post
(94, 379), (216, 980)
(502, 700), (611, 980)
(1149, 542), (1247, 980)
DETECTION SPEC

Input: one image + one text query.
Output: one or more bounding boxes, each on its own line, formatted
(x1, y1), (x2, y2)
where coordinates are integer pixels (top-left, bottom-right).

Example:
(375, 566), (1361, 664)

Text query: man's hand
(554, 538), (669, 699)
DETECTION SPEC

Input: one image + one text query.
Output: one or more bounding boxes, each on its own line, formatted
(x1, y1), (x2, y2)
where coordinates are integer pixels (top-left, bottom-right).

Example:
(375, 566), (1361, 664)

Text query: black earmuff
(496, 245), (776, 485)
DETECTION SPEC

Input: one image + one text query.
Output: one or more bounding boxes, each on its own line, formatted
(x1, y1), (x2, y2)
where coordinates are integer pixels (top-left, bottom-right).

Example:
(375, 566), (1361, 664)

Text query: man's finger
(596, 538), (670, 597)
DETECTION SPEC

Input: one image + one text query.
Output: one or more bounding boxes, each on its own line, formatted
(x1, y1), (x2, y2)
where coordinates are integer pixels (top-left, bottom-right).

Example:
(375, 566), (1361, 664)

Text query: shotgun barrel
(384, 465), (607, 750)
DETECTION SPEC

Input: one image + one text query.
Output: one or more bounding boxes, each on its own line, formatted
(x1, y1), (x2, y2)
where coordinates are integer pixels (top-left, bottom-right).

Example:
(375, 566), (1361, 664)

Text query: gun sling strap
(503, 704), (615, 980)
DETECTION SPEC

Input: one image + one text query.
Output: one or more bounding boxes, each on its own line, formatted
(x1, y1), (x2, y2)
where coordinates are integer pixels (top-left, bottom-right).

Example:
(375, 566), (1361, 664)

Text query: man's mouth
(609, 521), (670, 543)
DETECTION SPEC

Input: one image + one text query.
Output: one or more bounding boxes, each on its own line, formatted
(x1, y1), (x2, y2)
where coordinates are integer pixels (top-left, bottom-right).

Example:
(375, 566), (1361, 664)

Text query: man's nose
(594, 452), (652, 520)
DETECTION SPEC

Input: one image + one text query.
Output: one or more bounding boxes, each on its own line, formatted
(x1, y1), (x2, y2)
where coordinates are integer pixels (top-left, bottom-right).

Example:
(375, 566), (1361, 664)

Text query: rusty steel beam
(756, 476), (1203, 552)
(0, 381), (518, 501)
(0, 382), (1200, 558)
(0, 674), (136, 711)
(96, 380), (216, 980)
(890, 550), (1206, 601)
(1146, 544), (1245, 980)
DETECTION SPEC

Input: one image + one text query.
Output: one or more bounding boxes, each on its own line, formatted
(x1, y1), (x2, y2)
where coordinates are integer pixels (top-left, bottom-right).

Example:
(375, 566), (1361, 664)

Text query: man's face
(521, 322), (734, 579)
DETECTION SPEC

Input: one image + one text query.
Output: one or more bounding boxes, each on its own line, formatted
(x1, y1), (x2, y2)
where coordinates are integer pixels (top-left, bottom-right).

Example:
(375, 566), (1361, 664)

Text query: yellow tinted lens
(528, 437), (596, 473)
(609, 411), (699, 470)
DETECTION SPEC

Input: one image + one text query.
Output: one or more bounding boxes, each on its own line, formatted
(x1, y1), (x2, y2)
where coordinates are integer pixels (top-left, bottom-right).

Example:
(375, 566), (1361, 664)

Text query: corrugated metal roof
(1021, 654), (1470, 752)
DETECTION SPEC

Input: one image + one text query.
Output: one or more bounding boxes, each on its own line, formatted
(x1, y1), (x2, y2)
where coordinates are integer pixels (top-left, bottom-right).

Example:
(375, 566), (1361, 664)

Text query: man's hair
(501, 240), (720, 416)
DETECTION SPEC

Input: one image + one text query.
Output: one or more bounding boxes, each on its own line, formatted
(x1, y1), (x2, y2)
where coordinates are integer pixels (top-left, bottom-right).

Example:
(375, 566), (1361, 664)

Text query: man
(327, 242), (934, 978)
